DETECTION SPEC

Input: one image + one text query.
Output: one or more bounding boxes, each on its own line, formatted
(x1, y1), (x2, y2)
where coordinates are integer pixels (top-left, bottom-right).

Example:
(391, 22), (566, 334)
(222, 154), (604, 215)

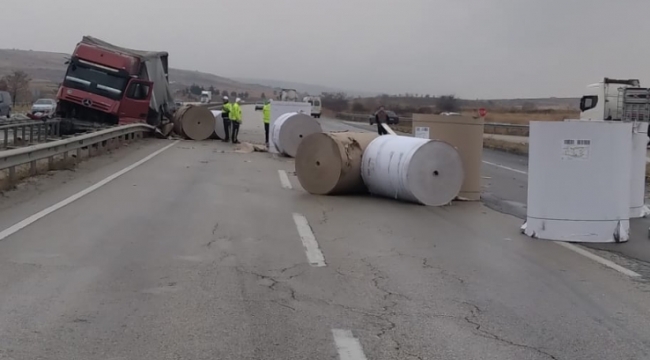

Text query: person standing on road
(230, 98), (243, 144)
(262, 99), (271, 145)
(375, 106), (389, 135)
(221, 96), (232, 142)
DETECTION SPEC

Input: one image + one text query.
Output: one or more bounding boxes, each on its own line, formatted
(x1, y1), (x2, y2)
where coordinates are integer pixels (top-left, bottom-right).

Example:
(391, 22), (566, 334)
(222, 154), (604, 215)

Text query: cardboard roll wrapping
(272, 112), (322, 157)
(362, 136), (464, 206)
(210, 110), (226, 140)
(296, 132), (378, 195)
(173, 105), (214, 141)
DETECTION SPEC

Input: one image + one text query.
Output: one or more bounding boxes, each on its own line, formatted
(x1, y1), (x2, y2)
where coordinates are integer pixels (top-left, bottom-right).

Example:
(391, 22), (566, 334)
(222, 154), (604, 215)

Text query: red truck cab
(57, 42), (153, 126)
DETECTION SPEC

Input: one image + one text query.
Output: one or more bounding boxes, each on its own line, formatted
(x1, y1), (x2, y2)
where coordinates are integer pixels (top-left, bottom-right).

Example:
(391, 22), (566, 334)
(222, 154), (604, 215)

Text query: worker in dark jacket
(375, 106), (389, 135)
(221, 96), (232, 142)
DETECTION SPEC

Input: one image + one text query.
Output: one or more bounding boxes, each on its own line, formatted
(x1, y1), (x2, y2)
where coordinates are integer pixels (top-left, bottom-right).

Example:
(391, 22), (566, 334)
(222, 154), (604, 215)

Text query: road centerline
(331, 329), (368, 360)
(278, 169), (293, 189)
(292, 213), (326, 267)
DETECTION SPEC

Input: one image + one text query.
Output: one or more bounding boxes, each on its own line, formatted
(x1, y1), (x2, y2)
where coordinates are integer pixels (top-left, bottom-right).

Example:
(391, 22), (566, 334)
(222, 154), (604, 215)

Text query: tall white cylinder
(630, 121), (649, 218)
(271, 112), (322, 157)
(361, 135), (464, 206)
(210, 110), (225, 140)
(523, 121), (632, 243)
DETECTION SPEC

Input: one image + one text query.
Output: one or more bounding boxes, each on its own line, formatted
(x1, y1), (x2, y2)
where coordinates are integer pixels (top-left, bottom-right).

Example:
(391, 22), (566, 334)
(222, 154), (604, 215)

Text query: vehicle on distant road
(255, 101), (264, 111)
(303, 96), (322, 118)
(580, 78), (641, 121)
(369, 110), (399, 125)
(0, 91), (12, 118)
(30, 98), (57, 118)
(280, 89), (299, 102)
(200, 91), (212, 104)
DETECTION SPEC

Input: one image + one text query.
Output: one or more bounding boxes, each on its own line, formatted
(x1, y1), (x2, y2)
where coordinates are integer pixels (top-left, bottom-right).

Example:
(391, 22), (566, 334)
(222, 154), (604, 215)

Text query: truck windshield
(63, 60), (128, 100)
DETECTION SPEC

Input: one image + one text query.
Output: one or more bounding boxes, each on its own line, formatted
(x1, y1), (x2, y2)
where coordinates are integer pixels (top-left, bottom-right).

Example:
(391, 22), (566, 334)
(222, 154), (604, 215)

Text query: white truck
(303, 96), (322, 118)
(579, 78), (644, 121)
(280, 89), (299, 102)
(200, 90), (212, 104)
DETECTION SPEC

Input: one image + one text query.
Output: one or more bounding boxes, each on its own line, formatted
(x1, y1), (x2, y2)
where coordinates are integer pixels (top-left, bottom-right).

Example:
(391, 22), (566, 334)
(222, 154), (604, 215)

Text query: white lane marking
(332, 329), (368, 360)
(292, 213), (326, 267)
(0, 141), (180, 241)
(485, 158), (642, 277)
(556, 242), (642, 278)
(278, 170), (293, 189)
(482, 160), (528, 175)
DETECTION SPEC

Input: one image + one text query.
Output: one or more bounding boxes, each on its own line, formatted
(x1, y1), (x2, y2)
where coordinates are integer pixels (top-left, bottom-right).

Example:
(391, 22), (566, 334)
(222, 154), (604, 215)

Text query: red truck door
(119, 78), (153, 124)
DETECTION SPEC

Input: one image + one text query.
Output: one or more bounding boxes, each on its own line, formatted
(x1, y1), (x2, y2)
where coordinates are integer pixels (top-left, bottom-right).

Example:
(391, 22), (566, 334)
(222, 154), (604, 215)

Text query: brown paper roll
(173, 105), (214, 141)
(296, 132), (378, 195)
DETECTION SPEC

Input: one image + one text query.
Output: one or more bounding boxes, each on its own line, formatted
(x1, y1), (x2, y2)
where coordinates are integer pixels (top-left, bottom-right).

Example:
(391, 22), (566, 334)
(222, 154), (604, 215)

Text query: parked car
(0, 91), (12, 118)
(369, 110), (399, 125)
(255, 101), (264, 111)
(30, 98), (58, 118)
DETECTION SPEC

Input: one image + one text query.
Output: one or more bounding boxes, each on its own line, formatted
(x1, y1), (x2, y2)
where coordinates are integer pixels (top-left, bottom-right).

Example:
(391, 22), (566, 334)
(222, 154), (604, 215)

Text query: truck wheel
(147, 109), (163, 127)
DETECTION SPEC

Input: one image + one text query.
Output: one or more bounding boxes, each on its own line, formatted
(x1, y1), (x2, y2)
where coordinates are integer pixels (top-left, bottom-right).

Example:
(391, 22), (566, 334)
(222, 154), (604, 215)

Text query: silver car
(31, 98), (57, 117)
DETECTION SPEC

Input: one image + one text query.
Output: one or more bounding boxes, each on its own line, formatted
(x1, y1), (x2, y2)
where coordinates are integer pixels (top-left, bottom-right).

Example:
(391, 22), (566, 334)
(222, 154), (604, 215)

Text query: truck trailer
(56, 36), (176, 130)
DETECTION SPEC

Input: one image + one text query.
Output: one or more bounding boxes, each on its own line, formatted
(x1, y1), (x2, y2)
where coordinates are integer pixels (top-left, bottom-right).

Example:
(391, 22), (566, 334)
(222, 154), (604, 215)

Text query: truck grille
(64, 94), (111, 112)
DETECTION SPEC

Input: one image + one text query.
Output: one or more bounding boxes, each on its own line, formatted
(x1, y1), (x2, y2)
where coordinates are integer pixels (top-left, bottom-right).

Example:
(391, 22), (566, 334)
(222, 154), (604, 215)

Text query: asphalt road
(1, 107), (650, 359)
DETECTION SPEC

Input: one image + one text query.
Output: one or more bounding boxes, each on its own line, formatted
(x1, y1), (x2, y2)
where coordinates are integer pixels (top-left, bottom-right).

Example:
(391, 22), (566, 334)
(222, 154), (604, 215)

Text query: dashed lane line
(332, 329), (368, 360)
(278, 170), (293, 189)
(292, 213), (326, 267)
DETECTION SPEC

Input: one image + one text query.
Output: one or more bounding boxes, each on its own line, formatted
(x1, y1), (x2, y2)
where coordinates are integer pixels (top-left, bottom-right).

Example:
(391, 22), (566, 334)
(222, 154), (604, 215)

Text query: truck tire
(147, 108), (163, 127)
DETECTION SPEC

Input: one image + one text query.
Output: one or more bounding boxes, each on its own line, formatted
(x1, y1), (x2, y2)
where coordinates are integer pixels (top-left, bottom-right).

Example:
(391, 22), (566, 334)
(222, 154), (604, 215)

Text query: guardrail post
(21, 126), (26, 144)
(37, 124), (43, 142)
(29, 160), (37, 175)
(3, 130), (7, 149)
(76, 148), (82, 163)
(13, 126), (18, 145)
(29, 125), (34, 143)
(8, 166), (15, 183)
(48, 156), (54, 170)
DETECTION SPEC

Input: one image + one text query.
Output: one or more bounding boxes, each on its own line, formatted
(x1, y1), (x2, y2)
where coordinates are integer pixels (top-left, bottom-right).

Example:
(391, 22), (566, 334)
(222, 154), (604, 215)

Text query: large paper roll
(412, 114), (484, 200)
(210, 110), (225, 140)
(296, 132), (378, 195)
(630, 122), (650, 218)
(272, 112), (322, 157)
(361, 136), (464, 206)
(173, 105), (214, 141)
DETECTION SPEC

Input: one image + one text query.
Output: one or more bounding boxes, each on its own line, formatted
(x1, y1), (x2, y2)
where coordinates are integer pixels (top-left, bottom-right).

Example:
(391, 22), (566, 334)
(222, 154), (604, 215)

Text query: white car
(31, 98), (57, 117)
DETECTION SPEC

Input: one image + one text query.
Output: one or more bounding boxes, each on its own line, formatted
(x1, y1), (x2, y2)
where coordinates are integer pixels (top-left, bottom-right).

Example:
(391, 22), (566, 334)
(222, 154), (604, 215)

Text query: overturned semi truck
(56, 36), (176, 131)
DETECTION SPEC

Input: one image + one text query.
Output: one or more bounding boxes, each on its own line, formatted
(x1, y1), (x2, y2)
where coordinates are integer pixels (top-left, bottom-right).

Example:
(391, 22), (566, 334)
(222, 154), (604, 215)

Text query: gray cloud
(3, 0), (650, 98)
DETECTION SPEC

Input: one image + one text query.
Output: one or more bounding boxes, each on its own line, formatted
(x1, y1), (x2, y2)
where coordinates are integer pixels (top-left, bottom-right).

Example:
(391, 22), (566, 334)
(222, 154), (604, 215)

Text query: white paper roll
(523, 121), (632, 243)
(630, 121), (649, 218)
(271, 112), (322, 157)
(210, 110), (225, 140)
(361, 135), (464, 206)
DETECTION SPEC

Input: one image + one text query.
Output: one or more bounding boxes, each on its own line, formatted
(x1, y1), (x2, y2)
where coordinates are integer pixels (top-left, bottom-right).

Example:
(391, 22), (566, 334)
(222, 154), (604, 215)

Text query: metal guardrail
(0, 124), (154, 183)
(1, 120), (61, 149)
(335, 112), (531, 136)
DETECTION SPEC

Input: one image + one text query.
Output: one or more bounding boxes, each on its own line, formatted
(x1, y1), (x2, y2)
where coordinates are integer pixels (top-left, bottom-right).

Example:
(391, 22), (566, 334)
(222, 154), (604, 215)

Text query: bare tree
(1, 71), (31, 105)
(435, 95), (459, 113)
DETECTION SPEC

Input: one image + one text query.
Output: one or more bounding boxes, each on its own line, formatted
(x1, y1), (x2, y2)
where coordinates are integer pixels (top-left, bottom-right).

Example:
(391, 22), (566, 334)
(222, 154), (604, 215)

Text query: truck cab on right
(580, 78), (641, 121)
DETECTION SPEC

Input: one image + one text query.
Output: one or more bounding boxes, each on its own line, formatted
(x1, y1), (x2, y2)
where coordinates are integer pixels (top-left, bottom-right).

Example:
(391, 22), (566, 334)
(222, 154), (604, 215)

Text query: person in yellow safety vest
(221, 96), (232, 142)
(262, 99), (271, 144)
(230, 98), (243, 144)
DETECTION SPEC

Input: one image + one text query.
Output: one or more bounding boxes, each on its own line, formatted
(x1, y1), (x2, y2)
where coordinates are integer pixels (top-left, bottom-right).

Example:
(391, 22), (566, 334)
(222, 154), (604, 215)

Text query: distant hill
(0, 49), (276, 99)
(231, 77), (381, 98)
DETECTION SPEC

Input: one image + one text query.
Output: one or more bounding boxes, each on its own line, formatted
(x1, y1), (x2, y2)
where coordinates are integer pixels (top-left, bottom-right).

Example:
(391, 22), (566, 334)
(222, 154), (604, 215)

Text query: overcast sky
(3, 0), (650, 98)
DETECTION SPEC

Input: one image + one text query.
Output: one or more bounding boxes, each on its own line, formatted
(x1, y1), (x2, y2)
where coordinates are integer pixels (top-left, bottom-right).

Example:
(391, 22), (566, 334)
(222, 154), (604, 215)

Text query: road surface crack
(461, 301), (559, 360)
